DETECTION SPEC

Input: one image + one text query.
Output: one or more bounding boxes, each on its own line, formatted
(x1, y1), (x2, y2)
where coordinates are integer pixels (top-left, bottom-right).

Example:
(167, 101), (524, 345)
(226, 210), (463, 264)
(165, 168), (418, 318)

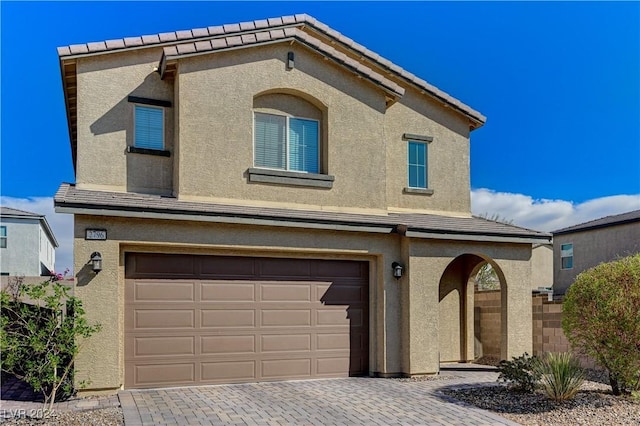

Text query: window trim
(406, 140), (429, 190)
(402, 134), (433, 194)
(253, 112), (321, 174)
(560, 243), (574, 270)
(0, 226), (6, 249)
(133, 104), (165, 151)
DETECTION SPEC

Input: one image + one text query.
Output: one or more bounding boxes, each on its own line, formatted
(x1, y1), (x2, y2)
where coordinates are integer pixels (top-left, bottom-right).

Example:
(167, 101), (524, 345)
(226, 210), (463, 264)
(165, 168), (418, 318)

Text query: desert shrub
(497, 353), (541, 393)
(562, 254), (640, 395)
(534, 352), (585, 401)
(0, 276), (101, 409)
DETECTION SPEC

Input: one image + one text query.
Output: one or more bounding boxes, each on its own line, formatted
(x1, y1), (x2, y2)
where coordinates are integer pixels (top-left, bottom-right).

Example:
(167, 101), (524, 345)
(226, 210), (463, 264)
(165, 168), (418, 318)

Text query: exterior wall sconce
(90, 252), (102, 273)
(392, 262), (404, 279)
(287, 51), (295, 69)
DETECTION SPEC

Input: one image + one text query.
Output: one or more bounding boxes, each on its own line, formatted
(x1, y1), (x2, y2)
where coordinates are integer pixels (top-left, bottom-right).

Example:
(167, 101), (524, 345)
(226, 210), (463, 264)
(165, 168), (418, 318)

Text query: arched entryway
(438, 254), (507, 363)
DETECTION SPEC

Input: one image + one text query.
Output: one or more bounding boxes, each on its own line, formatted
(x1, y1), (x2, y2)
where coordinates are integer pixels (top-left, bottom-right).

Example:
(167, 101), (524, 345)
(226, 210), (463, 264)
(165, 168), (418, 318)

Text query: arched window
(253, 92), (323, 174)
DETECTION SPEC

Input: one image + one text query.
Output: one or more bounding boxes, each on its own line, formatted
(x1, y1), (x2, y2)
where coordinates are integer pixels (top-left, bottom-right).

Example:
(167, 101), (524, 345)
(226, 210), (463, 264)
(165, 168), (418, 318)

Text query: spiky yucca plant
(534, 352), (585, 401)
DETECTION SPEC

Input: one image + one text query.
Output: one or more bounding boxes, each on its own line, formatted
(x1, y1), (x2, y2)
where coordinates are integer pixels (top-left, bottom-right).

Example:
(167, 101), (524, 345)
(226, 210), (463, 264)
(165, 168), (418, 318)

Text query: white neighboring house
(0, 207), (59, 276)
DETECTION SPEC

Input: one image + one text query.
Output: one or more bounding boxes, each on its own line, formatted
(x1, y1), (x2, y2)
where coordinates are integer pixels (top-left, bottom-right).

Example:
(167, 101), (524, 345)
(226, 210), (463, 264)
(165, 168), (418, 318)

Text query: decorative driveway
(118, 366), (519, 425)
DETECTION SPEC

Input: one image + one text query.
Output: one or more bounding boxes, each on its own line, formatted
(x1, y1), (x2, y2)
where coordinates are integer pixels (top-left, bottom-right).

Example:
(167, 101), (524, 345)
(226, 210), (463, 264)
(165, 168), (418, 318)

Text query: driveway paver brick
(118, 366), (519, 425)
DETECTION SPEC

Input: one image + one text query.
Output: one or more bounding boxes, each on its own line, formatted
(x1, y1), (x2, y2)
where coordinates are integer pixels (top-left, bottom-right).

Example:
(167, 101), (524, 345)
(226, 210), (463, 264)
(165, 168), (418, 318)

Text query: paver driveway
(118, 366), (519, 425)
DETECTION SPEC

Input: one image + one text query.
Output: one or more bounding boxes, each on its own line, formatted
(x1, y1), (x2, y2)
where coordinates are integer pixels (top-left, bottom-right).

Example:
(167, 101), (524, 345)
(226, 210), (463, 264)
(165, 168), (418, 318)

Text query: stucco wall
(531, 244), (553, 290)
(554, 222), (640, 294)
(76, 48), (174, 195)
(73, 214), (534, 392)
(401, 239), (532, 374)
(74, 41), (474, 216)
(73, 214), (403, 391)
(0, 218), (42, 276)
(384, 90), (472, 215)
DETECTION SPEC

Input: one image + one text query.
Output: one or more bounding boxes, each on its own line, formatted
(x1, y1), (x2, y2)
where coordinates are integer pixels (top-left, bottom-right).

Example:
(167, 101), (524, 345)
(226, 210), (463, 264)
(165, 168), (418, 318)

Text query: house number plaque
(85, 229), (107, 240)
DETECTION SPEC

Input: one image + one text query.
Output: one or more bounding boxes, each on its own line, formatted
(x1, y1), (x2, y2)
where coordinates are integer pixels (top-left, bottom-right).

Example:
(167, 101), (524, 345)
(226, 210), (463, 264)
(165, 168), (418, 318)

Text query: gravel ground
(0, 407), (123, 425)
(442, 375), (640, 426)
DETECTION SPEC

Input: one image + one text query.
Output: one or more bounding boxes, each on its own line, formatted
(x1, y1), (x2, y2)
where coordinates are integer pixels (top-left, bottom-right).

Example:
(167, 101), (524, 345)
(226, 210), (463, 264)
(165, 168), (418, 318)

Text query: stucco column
(73, 217), (122, 392)
(501, 260), (533, 359)
(401, 253), (440, 375)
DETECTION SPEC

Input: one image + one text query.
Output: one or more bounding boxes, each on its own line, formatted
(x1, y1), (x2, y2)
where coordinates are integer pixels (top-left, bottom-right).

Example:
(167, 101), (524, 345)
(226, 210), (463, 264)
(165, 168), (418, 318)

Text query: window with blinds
(134, 105), (164, 150)
(254, 112), (319, 173)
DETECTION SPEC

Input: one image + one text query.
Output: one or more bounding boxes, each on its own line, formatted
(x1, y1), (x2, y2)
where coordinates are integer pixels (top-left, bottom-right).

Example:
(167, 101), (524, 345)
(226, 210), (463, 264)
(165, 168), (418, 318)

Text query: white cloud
(1, 197), (74, 274)
(471, 189), (640, 232)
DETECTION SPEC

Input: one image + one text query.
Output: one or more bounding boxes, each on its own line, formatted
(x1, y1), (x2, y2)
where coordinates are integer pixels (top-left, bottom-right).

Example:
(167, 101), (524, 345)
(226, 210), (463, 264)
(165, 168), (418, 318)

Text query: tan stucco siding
(76, 49), (174, 195)
(385, 90), (472, 215)
(554, 222), (640, 294)
(402, 240), (532, 372)
(73, 215), (402, 391)
(531, 244), (553, 290)
(175, 44), (388, 210)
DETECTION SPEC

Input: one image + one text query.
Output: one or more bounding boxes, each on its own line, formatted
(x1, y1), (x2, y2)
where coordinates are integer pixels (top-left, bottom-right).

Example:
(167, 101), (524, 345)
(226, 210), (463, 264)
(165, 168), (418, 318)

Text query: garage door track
(118, 366), (519, 425)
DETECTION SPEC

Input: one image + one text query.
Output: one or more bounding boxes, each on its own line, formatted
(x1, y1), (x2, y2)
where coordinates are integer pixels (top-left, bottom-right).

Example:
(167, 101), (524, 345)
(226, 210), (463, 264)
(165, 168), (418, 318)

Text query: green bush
(1, 277), (101, 409)
(562, 254), (640, 395)
(534, 352), (585, 401)
(497, 353), (541, 393)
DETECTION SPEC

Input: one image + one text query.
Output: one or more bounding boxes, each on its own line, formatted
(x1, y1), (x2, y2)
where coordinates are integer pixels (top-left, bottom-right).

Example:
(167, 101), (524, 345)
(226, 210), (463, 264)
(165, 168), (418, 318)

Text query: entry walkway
(119, 365), (519, 425)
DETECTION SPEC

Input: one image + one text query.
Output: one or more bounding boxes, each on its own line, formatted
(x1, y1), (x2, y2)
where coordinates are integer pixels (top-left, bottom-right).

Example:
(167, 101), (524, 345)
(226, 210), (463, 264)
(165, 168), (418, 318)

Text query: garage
(124, 253), (369, 388)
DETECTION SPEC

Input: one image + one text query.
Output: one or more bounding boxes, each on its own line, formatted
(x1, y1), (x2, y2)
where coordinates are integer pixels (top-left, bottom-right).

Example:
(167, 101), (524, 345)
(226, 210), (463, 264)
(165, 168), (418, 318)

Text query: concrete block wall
(473, 289), (501, 358)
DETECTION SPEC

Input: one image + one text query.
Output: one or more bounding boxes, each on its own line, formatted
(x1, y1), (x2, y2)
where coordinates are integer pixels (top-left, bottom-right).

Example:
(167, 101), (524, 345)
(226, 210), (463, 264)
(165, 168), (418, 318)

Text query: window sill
(127, 146), (171, 157)
(403, 187), (434, 196)
(248, 168), (334, 189)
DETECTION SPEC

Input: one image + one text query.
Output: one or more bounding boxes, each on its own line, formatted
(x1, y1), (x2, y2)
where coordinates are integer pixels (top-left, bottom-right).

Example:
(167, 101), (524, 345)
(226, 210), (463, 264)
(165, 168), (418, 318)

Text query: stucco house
(553, 209), (640, 294)
(0, 207), (58, 277)
(54, 14), (551, 392)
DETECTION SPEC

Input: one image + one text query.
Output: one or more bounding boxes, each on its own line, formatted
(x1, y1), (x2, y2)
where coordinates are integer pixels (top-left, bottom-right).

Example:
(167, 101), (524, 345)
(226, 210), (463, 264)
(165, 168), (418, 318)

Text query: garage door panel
(135, 310), (195, 329)
(201, 361), (256, 381)
(259, 258), (311, 278)
(261, 283), (311, 301)
(262, 359), (311, 378)
(128, 253), (196, 277)
(316, 357), (350, 375)
(312, 260), (366, 278)
(201, 335), (256, 354)
(261, 334), (311, 352)
(201, 282), (255, 301)
(125, 254), (368, 388)
(133, 281), (195, 302)
(134, 336), (195, 356)
(200, 256), (257, 277)
(201, 309), (256, 328)
(134, 363), (195, 386)
(317, 333), (350, 350)
(317, 283), (366, 304)
(261, 310), (311, 327)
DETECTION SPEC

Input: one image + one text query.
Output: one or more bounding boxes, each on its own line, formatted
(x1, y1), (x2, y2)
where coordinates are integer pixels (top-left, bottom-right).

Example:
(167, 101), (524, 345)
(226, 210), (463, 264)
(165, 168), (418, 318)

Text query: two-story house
(55, 14), (551, 393)
(0, 207), (58, 277)
(553, 209), (640, 294)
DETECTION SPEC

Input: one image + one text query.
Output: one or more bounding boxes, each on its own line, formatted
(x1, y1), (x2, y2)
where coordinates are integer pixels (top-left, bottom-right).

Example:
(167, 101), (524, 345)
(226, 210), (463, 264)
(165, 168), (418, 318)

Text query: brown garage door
(124, 253), (368, 388)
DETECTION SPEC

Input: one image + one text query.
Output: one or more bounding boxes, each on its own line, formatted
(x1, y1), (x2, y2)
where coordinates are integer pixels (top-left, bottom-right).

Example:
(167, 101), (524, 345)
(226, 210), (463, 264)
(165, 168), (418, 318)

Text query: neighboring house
(54, 14), (551, 392)
(0, 207), (58, 276)
(553, 209), (640, 295)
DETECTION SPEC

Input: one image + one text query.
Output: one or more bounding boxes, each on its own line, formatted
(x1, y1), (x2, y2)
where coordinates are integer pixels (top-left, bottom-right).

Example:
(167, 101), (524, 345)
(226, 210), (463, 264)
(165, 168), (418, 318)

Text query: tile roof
(553, 209), (640, 235)
(159, 27), (404, 99)
(54, 184), (550, 243)
(0, 207), (59, 247)
(0, 207), (42, 217)
(57, 13), (485, 125)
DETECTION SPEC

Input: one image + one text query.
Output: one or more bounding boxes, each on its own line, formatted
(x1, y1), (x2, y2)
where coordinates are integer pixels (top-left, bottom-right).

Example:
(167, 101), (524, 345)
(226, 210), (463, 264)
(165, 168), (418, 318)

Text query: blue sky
(1, 1), (639, 272)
